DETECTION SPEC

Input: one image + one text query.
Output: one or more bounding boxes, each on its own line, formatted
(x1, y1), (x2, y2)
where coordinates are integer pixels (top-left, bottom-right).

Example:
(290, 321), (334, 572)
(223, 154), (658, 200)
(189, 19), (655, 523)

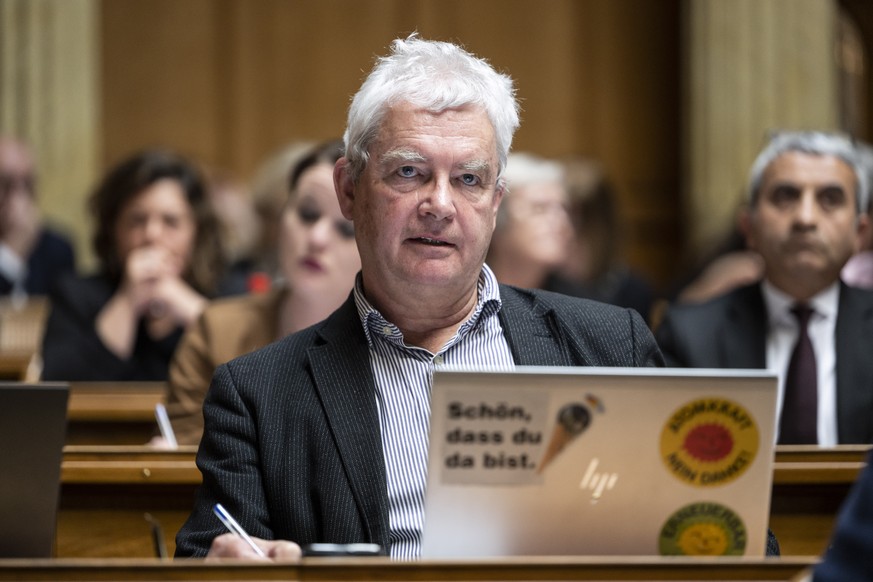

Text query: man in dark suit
(657, 131), (873, 445)
(175, 35), (663, 560)
(813, 449), (873, 580)
(0, 137), (76, 297)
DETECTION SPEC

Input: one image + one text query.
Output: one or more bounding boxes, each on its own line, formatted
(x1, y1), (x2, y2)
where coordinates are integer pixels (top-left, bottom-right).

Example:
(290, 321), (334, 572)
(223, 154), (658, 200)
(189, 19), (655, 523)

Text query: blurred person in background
(40, 150), (223, 381)
(656, 131), (873, 445)
(840, 141), (873, 290)
(487, 152), (573, 290)
(160, 139), (360, 445)
(248, 141), (315, 281)
(553, 156), (655, 322)
(206, 169), (263, 296)
(0, 136), (75, 299)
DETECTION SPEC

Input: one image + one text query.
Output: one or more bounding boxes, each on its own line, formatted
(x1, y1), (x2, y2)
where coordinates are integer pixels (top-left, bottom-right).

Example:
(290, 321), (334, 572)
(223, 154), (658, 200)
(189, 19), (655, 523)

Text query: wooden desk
(66, 383), (167, 445)
(770, 445), (869, 556)
(57, 445), (869, 559)
(0, 352), (32, 380)
(0, 296), (48, 380)
(0, 556), (818, 581)
(58, 446), (199, 558)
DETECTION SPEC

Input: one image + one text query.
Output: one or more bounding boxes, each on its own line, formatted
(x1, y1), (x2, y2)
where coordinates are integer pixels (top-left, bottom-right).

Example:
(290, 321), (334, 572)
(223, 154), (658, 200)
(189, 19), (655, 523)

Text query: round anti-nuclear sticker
(659, 501), (747, 556)
(660, 397), (759, 487)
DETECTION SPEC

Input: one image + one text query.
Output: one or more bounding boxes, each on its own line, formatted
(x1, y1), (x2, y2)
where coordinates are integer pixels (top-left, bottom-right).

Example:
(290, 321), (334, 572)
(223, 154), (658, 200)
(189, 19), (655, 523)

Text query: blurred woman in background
(41, 150), (222, 381)
(162, 139), (361, 445)
(555, 156), (654, 322)
(488, 152), (574, 290)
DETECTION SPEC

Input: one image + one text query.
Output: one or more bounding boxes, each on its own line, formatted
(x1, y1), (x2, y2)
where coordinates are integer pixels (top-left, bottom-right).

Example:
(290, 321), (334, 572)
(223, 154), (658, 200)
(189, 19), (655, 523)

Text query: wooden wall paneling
(98, 0), (681, 287)
(0, 0), (101, 271)
(841, 0), (873, 142)
(101, 0), (222, 168)
(588, 0), (681, 288)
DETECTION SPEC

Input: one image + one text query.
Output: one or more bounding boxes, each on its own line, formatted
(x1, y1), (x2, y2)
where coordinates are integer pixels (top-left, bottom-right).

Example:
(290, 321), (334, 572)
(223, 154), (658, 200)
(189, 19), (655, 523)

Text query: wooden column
(0, 0), (101, 270)
(683, 0), (839, 256)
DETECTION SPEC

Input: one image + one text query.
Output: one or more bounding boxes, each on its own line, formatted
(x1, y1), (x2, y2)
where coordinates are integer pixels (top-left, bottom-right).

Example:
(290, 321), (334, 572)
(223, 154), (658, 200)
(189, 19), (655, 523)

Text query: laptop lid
(0, 382), (69, 557)
(422, 367), (777, 558)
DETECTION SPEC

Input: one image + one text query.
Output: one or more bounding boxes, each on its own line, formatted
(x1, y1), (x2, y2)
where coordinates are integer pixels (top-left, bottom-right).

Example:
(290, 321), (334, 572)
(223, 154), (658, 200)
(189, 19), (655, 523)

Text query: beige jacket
(167, 288), (284, 444)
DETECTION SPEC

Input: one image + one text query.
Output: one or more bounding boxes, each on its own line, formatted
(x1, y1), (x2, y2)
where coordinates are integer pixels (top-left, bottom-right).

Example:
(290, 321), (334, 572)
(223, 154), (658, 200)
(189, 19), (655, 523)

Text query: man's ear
(334, 158), (356, 221)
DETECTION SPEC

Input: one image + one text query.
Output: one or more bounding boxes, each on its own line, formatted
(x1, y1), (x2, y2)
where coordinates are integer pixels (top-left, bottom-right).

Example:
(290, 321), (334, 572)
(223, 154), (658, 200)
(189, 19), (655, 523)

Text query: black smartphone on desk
(302, 542), (382, 556)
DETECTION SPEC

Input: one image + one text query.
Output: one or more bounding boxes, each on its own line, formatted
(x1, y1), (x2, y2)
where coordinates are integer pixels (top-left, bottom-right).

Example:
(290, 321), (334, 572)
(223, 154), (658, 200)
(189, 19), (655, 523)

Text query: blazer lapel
(721, 285), (767, 368)
(498, 285), (575, 366)
(834, 284), (873, 443)
(307, 297), (389, 546)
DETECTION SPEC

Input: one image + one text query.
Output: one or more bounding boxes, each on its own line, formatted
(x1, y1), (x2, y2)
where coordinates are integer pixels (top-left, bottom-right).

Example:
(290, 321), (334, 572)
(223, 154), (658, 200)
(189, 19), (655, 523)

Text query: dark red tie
(778, 305), (817, 444)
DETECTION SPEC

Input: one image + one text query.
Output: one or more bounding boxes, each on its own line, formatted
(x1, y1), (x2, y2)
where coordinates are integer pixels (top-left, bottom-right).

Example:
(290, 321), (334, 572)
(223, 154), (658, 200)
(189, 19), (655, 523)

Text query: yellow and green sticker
(659, 502), (747, 556)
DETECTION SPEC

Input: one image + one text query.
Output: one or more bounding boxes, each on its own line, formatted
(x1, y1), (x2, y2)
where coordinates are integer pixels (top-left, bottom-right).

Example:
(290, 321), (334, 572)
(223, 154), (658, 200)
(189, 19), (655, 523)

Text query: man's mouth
(413, 237), (452, 246)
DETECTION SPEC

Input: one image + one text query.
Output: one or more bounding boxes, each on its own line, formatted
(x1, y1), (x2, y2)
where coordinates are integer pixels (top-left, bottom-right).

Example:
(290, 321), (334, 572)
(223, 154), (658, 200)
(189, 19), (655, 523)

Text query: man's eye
(769, 186), (799, 205)
(818, 187), (846, 208)
(460, 174), (480, 186)
(397, 166), (417, 178)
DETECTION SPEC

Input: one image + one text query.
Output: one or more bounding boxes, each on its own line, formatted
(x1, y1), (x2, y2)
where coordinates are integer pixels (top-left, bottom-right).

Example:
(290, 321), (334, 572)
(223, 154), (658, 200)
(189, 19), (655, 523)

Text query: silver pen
(213, 503), (266, 557)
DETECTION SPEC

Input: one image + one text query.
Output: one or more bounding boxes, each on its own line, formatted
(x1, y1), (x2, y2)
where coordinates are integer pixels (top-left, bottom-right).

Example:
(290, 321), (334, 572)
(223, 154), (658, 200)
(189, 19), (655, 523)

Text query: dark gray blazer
(175, 285), (663, 557)
(656, 282), (873, 443)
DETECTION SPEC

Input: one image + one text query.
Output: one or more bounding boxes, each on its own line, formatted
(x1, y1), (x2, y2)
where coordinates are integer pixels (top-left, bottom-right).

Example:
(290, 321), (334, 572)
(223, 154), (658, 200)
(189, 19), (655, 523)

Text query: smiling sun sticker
(659, 502), (747, 556)
(660, 398), (759, 487)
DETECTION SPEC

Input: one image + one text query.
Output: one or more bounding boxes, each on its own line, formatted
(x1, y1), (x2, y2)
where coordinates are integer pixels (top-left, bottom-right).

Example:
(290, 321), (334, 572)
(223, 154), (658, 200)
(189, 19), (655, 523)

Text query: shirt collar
(353, 264), (503, 349)
(761, 279), (839, 327)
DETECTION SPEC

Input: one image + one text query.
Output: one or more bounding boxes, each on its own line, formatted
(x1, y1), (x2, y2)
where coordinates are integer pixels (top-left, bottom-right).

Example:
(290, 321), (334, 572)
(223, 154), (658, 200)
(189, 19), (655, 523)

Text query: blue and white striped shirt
(353, 264), (515, 559)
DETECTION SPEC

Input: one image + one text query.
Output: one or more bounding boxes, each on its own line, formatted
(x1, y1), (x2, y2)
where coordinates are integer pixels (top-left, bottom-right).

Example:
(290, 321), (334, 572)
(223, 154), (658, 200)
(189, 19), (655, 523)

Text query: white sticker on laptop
(436, 391), (604, 485)
(438, 391), (547, 484)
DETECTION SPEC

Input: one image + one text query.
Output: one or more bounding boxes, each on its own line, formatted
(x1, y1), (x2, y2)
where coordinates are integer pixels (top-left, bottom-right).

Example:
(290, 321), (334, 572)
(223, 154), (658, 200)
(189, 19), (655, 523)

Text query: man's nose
(795, 191), (819, 226)
(421, 178), (456, 220)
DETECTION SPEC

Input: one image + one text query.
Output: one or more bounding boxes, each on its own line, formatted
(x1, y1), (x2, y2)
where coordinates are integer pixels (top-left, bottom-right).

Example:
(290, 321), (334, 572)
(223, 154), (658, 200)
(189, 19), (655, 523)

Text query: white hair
(343, 34), (520, 185)
(502, 152), (564, 191)
(747, 131), (870, 214)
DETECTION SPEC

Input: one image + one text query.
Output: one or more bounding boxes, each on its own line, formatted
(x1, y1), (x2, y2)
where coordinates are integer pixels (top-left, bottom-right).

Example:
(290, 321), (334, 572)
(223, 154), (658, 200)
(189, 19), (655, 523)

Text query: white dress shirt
(761, 280), (839, 446)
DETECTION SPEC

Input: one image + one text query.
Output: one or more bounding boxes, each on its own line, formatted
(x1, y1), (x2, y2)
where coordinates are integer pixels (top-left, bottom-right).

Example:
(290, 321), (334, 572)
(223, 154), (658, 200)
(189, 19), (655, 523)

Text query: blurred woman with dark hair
(159, 139), (361, 445)
(41, 150), (223, 381)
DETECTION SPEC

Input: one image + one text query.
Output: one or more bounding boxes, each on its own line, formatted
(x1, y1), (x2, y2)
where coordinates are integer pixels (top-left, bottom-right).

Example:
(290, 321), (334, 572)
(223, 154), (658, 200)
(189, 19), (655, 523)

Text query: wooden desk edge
(0, 556), (820, 581)
(58, 452), (867, 487)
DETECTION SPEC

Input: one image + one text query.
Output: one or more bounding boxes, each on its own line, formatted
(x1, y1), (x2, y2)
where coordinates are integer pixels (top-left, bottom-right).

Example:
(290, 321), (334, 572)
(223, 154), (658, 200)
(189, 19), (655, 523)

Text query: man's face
(744, 151), (868, 299)
(335, 103), (502, 306)
(0, 141), (36, 234)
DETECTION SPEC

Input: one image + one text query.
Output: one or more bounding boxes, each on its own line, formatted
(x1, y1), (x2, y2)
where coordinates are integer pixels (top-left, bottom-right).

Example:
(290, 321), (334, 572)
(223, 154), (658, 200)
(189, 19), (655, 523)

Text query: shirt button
(434, 355), (444, 365)
(381, 325), (392, 335)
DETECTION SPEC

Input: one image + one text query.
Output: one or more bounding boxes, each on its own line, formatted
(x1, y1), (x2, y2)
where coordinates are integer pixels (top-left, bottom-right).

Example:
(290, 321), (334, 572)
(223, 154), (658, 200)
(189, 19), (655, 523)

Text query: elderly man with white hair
(176, 35), (662, 560)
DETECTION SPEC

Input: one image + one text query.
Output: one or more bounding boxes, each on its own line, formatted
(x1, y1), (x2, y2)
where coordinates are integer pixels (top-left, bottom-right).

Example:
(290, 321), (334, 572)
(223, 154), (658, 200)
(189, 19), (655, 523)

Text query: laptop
(0, 382), (69, 557)
(421, 367), (777, 558)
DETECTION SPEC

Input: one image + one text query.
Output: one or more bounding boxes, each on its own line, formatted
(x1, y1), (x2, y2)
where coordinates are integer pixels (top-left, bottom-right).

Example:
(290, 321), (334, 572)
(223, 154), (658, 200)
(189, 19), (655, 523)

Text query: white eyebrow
(380, 148), (427, 166)
(460, 159), (491, 173)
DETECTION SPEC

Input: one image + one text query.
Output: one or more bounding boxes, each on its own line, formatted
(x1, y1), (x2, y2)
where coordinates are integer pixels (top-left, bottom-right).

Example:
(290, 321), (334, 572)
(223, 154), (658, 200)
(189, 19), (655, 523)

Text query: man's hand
(206, 533), (302, 561)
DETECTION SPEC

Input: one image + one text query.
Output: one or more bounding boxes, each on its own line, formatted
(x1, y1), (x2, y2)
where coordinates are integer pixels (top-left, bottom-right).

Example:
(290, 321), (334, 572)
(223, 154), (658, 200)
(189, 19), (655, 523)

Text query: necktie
(778, 304), (817, 444)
